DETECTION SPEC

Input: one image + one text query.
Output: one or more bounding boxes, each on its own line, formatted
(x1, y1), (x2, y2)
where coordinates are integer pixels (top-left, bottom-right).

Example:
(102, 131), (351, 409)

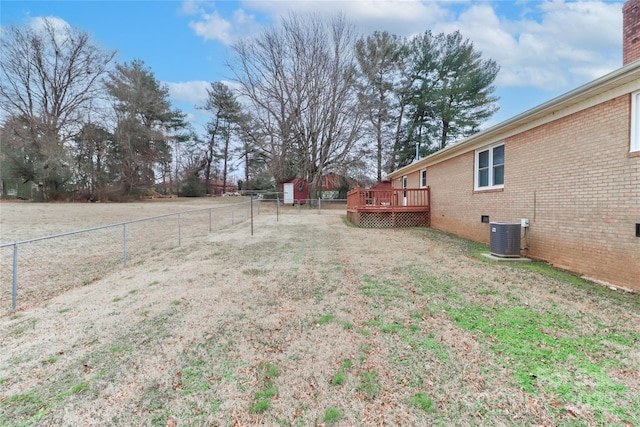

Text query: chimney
(623, 0), (640, 64)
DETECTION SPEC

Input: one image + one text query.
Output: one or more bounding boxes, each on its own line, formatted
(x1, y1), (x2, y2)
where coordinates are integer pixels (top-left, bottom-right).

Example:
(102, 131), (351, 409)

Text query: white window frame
(420, 169), (427, 188)
(632, 90), (640, 153)
(402, 175), (408, 206)
(474, 142), (505, 191)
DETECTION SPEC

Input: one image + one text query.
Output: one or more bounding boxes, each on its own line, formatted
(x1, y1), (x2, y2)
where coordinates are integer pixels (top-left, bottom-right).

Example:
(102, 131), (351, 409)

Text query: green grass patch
(249, 397), (271, 414)
(314, 314), (334, 325)
(58, 308), (71, 314)
(340, 320), (353, 330)
(406, 267), (460, 298)
(259, 362), (279, 379)
(1, 380), (90, 424)
(249, 382), (277, 414)
(331, 360), (353, 386)
(1, 389), (49, 422)
(381, 321), (403, 334)
(448, 304), (639, 422)
(181, 359), (211, 395)
(323, 407), (344, 423)
(465, 240), (490, 260)
(409, 393), (436, 413)
(361, 276), (405, 302)
(331, 370), (346, 386)
(249, 362), (280, 414)
(171, 300), (181, 306)
(358, 370), (379, 399)
(55, 382), (89, 401)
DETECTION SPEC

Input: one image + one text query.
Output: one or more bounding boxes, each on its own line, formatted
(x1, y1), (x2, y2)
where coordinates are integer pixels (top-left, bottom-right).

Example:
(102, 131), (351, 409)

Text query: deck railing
(347, 187), (430, 211)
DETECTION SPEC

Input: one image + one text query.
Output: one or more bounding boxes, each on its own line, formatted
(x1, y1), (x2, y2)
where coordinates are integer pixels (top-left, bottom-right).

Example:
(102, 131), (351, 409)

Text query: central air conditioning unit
(490, 222), (521, 257)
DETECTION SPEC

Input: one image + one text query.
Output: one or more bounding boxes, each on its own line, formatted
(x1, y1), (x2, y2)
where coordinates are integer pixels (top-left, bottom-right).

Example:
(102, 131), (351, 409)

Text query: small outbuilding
(282, 178), (309, 205)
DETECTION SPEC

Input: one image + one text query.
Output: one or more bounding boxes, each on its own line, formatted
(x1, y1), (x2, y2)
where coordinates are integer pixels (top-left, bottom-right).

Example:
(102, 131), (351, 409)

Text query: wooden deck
(346, 187), (430, 228)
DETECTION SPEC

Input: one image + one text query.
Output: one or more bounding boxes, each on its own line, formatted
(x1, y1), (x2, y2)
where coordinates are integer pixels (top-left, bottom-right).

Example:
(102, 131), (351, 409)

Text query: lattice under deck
(349, 211), (430, 228)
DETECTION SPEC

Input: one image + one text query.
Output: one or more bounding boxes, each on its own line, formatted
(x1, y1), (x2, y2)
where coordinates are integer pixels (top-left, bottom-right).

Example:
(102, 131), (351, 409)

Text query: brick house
(206, 179), (238, 195)
(387, 0), (640, 291)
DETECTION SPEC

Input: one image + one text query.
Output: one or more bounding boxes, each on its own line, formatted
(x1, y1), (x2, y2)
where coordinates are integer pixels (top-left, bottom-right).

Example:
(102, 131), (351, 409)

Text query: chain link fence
(258, 198), (347, 217)
(1, 200), (259, 315)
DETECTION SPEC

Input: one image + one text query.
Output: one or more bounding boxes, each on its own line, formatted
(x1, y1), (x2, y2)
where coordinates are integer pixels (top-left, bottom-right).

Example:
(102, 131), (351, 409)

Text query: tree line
(0, 14), (499, 201)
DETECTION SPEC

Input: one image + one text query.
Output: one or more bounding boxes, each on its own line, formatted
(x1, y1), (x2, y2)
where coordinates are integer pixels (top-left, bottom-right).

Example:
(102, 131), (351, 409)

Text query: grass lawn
(1, 210), (639, 426)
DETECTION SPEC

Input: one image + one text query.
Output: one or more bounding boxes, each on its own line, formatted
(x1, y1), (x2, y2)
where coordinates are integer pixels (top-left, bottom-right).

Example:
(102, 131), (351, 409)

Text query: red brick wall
(418, 94), (639, 291)
(624, 0), (640, 65)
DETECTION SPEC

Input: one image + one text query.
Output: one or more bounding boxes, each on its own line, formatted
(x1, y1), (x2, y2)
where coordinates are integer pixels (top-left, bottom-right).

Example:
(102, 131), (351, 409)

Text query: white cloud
(165, 80), (210, 106)
(185, 0), (624, 93)
(429, 1), (623, 90)
(183, 1), (261, 44)
(242, 0), (450, 37)
(484, 1), (622, 90)
(189, 11), (234, 44)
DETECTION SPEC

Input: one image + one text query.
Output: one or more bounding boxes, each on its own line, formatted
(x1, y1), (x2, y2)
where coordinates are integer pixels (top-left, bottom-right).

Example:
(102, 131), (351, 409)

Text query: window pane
(493, 165), (504, 185)
(479, 169), (489, 187)
(478, 150), (489, 168)
(493, 145), (504, 166)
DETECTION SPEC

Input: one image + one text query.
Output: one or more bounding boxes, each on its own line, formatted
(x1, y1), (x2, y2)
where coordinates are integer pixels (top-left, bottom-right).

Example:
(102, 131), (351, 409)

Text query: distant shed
(282, 178), (309, 205)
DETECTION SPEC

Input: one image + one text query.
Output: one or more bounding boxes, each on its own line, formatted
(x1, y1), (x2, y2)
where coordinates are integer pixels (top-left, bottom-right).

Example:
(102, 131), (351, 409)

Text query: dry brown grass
(1, 202), (639, 426)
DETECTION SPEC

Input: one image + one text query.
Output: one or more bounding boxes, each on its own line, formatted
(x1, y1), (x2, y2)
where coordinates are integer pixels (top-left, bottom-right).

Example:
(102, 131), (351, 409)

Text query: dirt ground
(1, 200), (639, 426)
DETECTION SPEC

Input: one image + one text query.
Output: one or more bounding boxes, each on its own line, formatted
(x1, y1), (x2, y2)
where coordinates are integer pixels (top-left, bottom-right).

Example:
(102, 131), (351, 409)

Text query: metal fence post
(12, 244), (17, 310)
(250, 194), (254, 236)
(123, 223), (127, 267)
(318, 198), (321, 214)
(277, 197), (280, 222)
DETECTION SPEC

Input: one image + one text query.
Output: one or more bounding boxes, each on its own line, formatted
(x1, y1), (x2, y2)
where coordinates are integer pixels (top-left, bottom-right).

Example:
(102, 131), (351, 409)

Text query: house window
(475, 143), (504, 190)
(420, 169), (427, 188)
(632, 90), (640, 153)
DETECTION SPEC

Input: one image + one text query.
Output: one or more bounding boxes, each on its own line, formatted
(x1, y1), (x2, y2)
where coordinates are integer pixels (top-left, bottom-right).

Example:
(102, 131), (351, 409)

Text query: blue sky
(1, 0), (626, 136)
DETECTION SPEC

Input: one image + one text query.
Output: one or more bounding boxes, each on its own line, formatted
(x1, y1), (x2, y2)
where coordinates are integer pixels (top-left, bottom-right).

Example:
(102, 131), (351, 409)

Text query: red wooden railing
(347, 187), (430, 211)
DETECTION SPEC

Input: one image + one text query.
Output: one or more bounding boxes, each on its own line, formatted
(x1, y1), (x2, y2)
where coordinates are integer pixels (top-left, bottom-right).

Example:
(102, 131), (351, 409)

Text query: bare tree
(0, 18), (115, 200)
(229, 13), (364, 196)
